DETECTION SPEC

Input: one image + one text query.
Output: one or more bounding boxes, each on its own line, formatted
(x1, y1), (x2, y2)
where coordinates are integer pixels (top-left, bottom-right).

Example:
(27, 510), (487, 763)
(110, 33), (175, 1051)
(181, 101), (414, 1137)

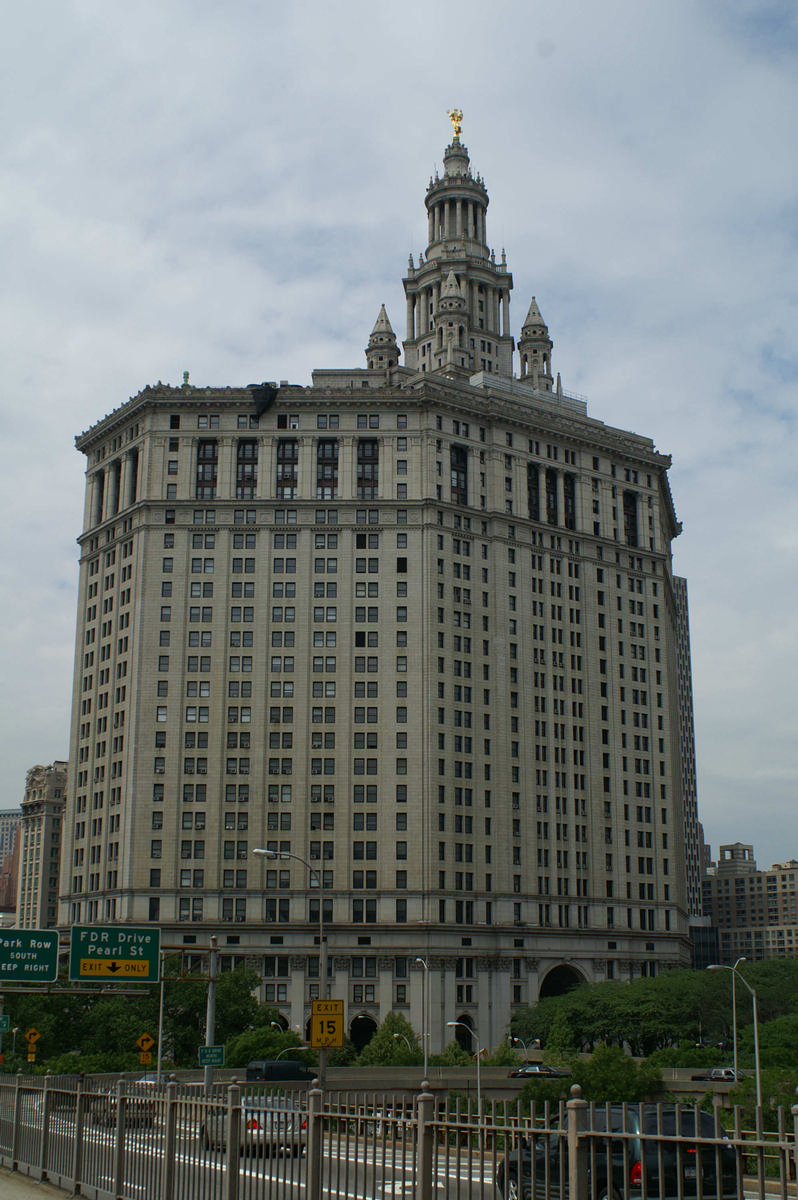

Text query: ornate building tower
(402, 121), (514, 378)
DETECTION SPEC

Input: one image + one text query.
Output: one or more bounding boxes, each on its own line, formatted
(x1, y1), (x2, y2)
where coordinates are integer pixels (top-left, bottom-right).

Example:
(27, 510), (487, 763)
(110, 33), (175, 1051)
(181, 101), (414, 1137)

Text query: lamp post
(708, 957), (761, 1109)
(392, 1032), (414, 1055)
(511, 1035), (528, 1059)
(254, 847), (328, 1087)
(415, 957), (430, 1077)
(447, 1020), (481, 1116)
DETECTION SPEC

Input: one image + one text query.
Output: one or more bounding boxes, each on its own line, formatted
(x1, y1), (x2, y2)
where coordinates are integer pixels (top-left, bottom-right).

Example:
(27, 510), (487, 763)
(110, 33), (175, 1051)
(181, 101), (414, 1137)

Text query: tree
(355, 1012), (422, 1066)
(430, 1039), (472, 1067)
(572, 1045), (662, 1102)
(226, 1026), (315, 1071)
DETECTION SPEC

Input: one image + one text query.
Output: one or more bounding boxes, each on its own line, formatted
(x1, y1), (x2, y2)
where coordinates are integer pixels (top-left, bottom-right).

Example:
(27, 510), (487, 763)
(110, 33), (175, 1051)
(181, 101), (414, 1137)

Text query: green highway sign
(0, 1016), (11, 1032)
(0, 930), (59, 983)
(198, 1045), (225, 1067)
(69, 926), (160, 982)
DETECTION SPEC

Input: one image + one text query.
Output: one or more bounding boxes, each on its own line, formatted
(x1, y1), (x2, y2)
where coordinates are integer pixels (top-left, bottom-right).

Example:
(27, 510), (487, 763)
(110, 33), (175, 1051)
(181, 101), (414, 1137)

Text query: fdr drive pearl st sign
(0, 930), (59, 983)
(69, 926), (160, 982)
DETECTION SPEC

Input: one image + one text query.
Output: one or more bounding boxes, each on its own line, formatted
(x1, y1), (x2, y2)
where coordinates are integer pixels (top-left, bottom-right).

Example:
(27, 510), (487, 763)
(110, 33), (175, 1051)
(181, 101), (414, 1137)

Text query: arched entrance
(349, 1013), (378, 1053)
(539, 964), (586, 998)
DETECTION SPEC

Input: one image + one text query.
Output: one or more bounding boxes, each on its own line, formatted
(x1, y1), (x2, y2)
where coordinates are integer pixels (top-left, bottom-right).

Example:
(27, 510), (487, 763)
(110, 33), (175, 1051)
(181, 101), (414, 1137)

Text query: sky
(1, 0), (796, 873)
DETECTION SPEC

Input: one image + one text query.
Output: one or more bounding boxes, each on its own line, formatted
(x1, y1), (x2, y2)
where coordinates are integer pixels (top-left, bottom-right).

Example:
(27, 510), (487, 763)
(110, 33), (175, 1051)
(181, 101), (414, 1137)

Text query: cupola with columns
(401, 113), (515, 378)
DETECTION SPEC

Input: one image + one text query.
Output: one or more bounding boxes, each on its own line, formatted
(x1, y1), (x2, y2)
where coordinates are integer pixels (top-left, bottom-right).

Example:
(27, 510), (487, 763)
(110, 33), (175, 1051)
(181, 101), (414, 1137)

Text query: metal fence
(1, 1072), (797, 1200)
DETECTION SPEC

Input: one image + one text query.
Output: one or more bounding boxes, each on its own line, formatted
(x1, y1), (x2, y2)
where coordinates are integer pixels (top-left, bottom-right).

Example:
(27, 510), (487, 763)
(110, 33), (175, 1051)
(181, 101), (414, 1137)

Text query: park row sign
(0, 927), (161, 984)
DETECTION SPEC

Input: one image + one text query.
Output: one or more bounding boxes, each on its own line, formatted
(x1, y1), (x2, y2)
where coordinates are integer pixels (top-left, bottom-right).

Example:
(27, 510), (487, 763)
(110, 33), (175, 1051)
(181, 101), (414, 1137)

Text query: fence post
(161, 1079), (178, 1200)
(72, 1075), (87, 1193)
(223, 1082), (241, 1200)
(791, 1104), (798, 1186)
(112, 1076), (127, 1200)
(11, 1070), (23, 1169)
(416, 1079), (435, 1200)
(567, 1084), (589, 1200)
(306, 1082), (324, 1200)
(39, 1071), (53, 1179)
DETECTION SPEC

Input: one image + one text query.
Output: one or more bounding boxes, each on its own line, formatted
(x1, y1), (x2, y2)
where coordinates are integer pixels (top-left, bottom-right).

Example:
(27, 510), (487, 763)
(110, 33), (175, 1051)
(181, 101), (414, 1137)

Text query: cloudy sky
(2, 0), (796, 872)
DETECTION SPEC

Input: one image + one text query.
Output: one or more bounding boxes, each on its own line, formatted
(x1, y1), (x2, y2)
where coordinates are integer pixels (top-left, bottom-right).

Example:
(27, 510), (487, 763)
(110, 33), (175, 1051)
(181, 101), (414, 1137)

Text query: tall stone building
(61, 125), (694, 1053)
(16, 762), (67, 928)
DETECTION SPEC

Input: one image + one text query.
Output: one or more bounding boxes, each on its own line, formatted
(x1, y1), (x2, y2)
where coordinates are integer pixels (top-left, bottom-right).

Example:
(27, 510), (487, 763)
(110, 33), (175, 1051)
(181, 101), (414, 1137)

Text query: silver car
(200, 1095), (307, 1156)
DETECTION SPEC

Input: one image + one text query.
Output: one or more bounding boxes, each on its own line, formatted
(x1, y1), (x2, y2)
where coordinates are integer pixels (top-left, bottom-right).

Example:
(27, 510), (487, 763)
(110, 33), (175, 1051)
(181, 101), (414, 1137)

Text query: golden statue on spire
(447, 109), (463, 140)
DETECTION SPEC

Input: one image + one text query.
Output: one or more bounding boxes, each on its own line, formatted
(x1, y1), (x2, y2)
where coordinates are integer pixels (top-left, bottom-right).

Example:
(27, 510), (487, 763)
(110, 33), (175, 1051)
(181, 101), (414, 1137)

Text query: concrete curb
(0, 1168), (69, 1200)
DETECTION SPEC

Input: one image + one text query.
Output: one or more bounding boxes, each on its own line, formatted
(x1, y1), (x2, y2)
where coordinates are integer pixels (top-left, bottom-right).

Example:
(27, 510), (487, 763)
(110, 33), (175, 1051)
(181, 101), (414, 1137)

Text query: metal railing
(2, 1072), (797, 1200)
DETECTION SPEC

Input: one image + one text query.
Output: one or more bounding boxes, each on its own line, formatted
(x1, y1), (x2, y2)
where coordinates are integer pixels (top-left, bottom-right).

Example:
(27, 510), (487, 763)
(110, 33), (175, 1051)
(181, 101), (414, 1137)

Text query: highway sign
(0, 1016), (10, 1032)
(25, 1028), (40, 1044)
(198, 1045), (225, 1067)
(136, 1033), (155, 1052)
(310, 999), (345, 1049)
(0, 930), (59, 983)
(69, 926), (160, 982)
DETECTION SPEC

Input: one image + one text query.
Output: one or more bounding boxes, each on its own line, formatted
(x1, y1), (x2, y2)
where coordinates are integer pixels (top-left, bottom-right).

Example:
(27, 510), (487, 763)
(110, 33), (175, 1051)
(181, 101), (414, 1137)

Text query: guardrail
(1, 1072), (797, 1200)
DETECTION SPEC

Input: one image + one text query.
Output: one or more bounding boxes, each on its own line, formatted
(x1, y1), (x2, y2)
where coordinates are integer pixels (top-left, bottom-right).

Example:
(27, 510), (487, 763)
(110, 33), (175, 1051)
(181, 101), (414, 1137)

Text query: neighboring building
(16, 762), (67, 929)
(0, 809), (21, 866)
(702, 843), (798, 962)
(0, 808), (23, 915)
(60, 123), (695, 1052)
(673, 576), (702, 920)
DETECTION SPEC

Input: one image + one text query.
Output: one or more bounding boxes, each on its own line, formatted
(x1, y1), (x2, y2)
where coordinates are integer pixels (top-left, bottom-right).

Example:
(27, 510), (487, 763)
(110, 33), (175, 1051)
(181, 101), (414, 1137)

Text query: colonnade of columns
(405, 280), (512, 343)
(427, 196), (485, 245)
(86, 449), (139, 526)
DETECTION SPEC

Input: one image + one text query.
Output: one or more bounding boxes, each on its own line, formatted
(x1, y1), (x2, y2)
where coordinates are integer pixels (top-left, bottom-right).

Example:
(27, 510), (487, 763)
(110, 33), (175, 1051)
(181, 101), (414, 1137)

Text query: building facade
(16, 762), (67, 929)
(60, 128), (694, 1053)
(702, 843), (798, 962)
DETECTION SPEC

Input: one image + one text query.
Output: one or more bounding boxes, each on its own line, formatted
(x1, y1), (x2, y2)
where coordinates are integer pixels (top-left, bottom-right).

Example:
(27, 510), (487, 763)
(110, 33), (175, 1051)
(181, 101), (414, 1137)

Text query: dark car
(495, 1105), (737, 1200)
(508, 1063), (572, 1079)
(245, 1059), (315, 1083)
(690, 1067), (740, 1082)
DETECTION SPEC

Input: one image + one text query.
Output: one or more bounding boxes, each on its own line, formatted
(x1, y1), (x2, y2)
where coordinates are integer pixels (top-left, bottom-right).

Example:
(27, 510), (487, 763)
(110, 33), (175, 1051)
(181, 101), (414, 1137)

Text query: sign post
(69, 927), (160, 982)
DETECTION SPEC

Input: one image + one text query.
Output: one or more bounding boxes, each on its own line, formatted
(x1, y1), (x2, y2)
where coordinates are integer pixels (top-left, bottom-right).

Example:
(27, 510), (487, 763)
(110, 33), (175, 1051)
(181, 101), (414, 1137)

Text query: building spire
(518, 296), (554, 392)
(402, 121), (514, 377)
(365, 304), (399, 371)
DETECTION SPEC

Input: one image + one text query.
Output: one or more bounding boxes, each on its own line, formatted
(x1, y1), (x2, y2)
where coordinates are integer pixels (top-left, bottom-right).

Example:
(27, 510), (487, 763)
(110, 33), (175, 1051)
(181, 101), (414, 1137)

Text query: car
(508, 1063), (572, 1079)
(199, 1095), (307, 1156)
(245, 1059), (316, 1083)
(690, 1067), (740, 1082)
(90, 1078), (158, 1128)
(495, 1104), (738, 1200)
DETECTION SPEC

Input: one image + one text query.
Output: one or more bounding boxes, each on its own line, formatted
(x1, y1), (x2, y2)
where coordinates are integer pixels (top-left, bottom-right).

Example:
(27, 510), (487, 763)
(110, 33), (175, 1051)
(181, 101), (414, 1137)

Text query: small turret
(518, 296), (554, 391)
(365, 305), (399, 371)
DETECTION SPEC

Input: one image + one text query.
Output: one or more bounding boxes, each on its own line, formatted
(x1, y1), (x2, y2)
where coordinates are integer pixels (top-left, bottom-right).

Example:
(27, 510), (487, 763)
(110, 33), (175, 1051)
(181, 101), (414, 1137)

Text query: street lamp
(447, 1020), (482, 1116)
(708, 957), (761, 1109)
(254, 847), (328, 1086)
(392, 1032), (414, 1055)
(275, 1044), (311, 1061)
(415, 957), (430, 1077)
(511, 1035), (528, 1059)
